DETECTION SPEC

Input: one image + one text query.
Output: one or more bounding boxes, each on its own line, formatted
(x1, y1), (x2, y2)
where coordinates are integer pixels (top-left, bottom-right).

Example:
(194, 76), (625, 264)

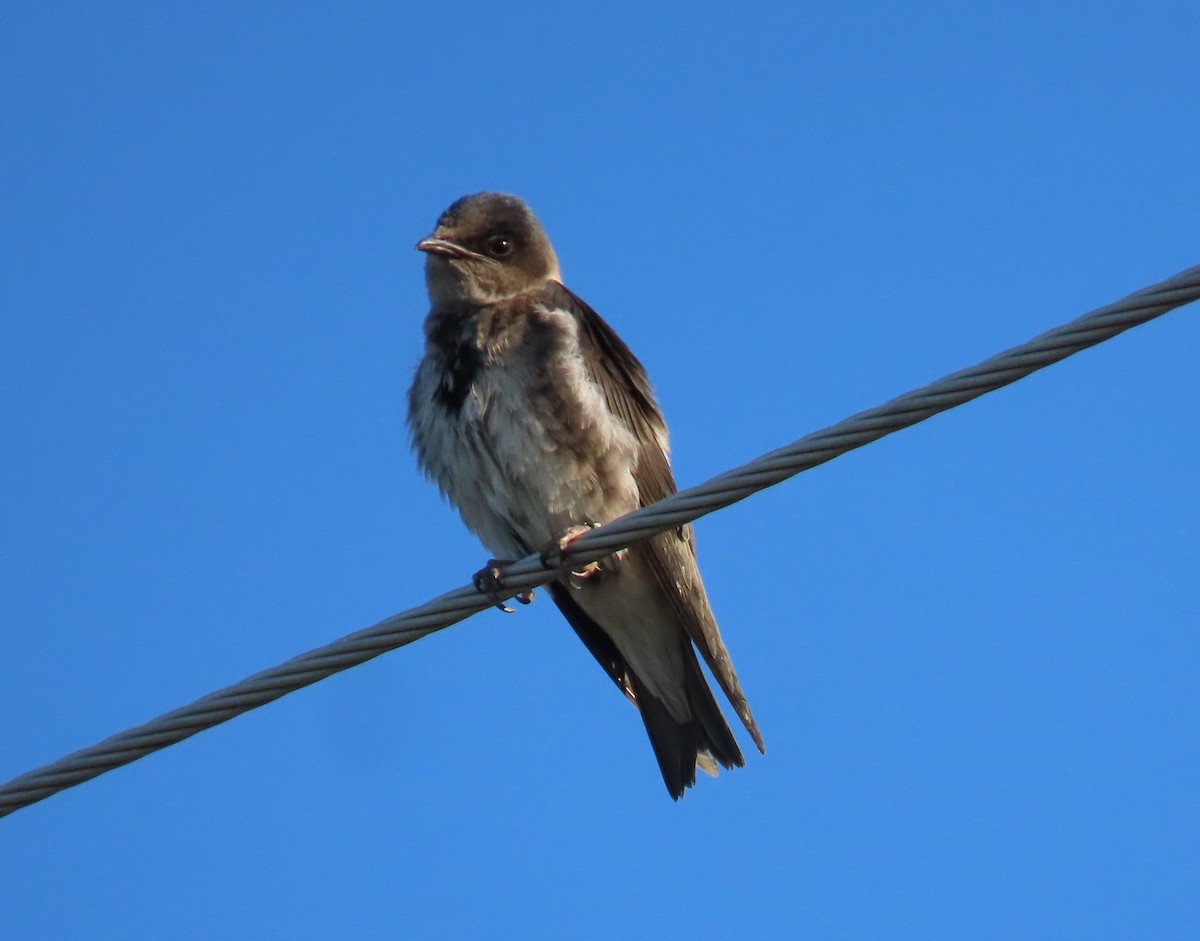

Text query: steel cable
(2, 262), (1197, 818)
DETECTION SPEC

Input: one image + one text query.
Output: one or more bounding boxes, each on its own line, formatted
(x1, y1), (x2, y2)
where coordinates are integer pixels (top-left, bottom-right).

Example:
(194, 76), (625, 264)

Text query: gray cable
(2, 262), (1197, 819)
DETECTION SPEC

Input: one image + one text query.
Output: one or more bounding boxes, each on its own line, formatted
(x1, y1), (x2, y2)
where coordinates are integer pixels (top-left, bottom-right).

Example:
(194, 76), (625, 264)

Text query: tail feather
(632, 646), (745, 799)
(549, 582), (745, 799)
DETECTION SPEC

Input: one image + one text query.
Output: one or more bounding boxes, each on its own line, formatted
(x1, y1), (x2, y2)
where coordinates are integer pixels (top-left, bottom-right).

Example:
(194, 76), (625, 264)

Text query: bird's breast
(410, 305), (641, 558)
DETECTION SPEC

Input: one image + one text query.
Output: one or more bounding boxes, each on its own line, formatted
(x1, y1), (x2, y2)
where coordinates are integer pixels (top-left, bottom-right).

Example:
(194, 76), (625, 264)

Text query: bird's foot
(539, 522), (600, 575)
(472, 559), (534, 614)
(539, 522), (625, 588)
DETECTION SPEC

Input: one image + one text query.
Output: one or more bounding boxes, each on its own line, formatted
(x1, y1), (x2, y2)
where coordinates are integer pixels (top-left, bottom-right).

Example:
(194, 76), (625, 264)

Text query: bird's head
(417, 193), (561, 306)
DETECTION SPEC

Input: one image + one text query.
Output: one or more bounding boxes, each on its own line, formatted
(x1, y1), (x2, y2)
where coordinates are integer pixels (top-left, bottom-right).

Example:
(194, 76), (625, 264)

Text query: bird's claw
(472, 560), (534, 613)
(540, 522), (623, 587)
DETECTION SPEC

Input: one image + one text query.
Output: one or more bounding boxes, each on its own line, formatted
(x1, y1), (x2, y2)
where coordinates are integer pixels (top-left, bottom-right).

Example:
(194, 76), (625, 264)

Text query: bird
(407, 192), (763, 798)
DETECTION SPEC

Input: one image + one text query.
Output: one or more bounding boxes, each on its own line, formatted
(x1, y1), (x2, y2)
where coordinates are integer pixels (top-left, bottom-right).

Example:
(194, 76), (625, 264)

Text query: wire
(2, 262), (1198, 819)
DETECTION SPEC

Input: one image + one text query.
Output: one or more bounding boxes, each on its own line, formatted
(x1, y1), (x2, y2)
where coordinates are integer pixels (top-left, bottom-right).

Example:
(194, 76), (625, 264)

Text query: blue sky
(2, 3), (1198, 938)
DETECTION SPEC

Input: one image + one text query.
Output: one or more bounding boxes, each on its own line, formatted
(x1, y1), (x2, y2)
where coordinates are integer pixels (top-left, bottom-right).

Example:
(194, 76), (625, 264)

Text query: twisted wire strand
(2, 262), (1197, 819)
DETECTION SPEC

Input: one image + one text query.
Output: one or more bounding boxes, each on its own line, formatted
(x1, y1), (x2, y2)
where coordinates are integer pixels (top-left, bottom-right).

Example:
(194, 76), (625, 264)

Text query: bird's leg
(540, 523), (600, 576)
(472, 559), (534, 614)
(539, 521), (626, 588)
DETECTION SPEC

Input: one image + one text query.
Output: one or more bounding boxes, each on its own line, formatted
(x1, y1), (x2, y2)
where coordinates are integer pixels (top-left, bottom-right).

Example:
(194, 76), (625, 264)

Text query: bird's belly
(432, 364), (641, 559)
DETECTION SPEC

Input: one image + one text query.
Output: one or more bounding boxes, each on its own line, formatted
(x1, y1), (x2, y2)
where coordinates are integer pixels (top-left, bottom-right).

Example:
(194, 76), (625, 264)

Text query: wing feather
(544, 282), (764, 752)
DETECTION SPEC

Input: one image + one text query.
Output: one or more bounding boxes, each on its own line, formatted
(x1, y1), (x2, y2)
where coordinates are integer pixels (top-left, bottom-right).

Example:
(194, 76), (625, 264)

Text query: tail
(631, 643), (745, 799)
(548, 582), (744, 799)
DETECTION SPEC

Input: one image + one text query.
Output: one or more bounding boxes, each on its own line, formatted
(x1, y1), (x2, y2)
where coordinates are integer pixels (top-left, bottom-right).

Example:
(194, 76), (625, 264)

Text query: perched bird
(407, 193), (763, 798)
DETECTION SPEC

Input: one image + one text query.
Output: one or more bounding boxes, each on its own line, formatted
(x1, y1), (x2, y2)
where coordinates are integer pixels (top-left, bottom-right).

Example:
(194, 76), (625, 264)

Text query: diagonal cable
(2, 262), (1198, 819)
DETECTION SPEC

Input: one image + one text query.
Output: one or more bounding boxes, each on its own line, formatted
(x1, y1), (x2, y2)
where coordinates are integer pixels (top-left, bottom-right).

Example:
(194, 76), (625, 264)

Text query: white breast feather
(413, 307), (640, 560)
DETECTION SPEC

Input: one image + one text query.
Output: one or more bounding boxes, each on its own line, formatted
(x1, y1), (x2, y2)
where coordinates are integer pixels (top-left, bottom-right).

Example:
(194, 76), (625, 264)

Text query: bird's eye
(487, 236), (514, 257)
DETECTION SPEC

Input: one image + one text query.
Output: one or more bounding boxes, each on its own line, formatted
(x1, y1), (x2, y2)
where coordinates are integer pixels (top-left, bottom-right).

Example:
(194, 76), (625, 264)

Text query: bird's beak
(416, 237), (479, 260)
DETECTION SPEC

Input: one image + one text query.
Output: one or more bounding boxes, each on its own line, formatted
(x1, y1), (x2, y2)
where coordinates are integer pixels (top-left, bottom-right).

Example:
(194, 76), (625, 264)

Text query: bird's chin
(424, 261), (469, 304)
